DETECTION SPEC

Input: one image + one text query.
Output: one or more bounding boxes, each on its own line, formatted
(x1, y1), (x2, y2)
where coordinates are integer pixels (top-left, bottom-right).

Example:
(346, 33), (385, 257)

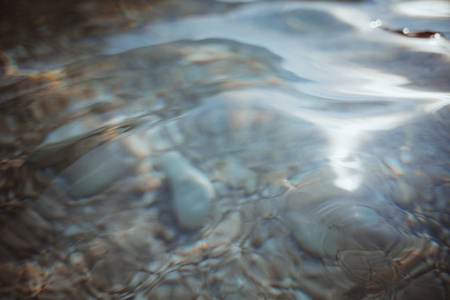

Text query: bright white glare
(211, 90), (442, 193)
(403, 27), (410, 35)
(370, 19), (382, 28)
(335, 176), (361, 192)
(327, 126), (362, 192)
(421, 95), (450, 114)
(395, 1), (450, 18)
(283, 107), (419, 192)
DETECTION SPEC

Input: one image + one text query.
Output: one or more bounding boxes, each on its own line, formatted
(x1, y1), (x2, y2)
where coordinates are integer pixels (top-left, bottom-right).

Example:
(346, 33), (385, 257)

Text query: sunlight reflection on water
(0, 0), (449, 299)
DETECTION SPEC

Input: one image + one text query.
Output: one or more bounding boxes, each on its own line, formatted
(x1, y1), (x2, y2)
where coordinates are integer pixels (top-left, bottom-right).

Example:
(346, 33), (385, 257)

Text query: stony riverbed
(0, 0), (449, 299)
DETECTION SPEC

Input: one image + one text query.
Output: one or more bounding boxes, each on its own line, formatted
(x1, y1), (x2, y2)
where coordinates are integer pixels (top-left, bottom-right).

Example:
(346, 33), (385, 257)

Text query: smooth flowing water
(0, 0), (449, 299)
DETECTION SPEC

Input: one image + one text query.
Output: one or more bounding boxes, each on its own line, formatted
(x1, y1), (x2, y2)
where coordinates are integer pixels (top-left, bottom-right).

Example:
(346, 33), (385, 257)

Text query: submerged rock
(64, 143), (126, 198)
(162, 151), (215, 230)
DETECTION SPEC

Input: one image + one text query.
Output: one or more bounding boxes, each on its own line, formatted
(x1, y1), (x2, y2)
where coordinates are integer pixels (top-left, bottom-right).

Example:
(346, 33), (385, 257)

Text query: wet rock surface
(162, 151), (215, 230)
(0, 0), (449, 299)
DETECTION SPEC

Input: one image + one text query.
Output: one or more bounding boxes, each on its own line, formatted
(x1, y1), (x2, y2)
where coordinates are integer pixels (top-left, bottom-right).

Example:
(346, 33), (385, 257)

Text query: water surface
(0, 0), (449, 299)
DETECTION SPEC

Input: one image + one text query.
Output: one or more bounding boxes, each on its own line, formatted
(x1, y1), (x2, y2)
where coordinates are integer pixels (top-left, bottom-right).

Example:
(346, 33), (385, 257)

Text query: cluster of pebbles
(0, 38), (295, 211)
(1, 91), (449, 299)
(0, 22), (449, 300)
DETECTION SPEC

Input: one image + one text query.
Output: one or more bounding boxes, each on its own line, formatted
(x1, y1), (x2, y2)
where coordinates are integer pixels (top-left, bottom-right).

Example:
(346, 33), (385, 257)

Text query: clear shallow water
(0, 0), (449, 299)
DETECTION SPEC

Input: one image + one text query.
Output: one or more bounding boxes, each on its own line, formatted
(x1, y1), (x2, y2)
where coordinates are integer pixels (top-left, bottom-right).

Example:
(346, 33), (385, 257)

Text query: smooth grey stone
(162, 151), (215, 230)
